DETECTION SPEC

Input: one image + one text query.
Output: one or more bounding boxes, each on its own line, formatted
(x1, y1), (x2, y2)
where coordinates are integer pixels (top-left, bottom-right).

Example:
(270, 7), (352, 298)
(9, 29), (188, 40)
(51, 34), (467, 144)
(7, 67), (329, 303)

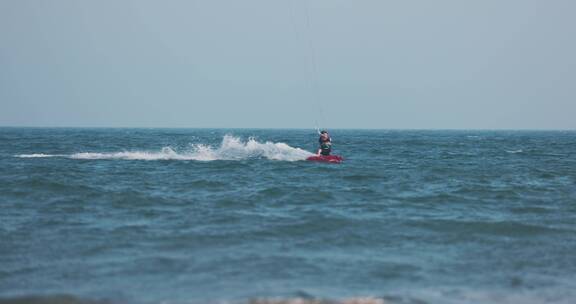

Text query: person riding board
(317, 130), (332, 156)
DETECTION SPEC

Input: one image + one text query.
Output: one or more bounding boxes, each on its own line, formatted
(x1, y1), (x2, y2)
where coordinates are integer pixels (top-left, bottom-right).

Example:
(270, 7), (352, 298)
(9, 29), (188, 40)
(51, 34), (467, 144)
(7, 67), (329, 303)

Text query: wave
(15, 135), (313, 162)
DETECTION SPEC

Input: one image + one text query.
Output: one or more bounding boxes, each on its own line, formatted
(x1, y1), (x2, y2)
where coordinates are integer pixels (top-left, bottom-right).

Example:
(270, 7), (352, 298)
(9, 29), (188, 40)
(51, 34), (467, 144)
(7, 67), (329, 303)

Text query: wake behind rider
(317, 130), (332, 156)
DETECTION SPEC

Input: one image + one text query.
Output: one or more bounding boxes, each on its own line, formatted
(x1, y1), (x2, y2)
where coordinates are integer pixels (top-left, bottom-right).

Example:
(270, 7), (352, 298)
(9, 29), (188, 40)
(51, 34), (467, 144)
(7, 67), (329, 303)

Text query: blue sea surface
(1, 128), (575, 304)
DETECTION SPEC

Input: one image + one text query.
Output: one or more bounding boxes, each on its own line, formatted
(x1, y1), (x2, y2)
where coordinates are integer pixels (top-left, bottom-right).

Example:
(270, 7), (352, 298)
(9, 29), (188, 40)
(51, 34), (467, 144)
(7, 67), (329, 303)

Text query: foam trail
(15, 135), (314, 162)
(15, 153), (65, 158)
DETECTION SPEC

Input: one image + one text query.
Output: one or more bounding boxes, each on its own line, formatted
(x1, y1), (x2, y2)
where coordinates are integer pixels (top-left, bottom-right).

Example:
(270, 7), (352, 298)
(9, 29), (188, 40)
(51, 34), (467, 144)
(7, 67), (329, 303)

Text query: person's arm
(317, 149), (322, 156)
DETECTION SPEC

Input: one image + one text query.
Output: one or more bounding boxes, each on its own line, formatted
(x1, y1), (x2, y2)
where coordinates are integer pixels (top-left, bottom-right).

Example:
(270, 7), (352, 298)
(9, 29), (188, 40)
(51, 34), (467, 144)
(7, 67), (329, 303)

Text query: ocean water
(1, 128), (575, 304)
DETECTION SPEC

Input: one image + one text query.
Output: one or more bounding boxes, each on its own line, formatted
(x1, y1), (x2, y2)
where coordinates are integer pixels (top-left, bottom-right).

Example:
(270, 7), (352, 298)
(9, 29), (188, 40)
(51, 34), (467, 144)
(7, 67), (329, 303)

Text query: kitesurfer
(317, 130), (332, 156)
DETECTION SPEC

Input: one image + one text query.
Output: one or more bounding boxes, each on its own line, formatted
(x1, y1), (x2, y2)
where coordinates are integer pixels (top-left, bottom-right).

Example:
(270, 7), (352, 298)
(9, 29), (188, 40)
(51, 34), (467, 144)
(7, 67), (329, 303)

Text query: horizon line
(0, 125), (574, 132)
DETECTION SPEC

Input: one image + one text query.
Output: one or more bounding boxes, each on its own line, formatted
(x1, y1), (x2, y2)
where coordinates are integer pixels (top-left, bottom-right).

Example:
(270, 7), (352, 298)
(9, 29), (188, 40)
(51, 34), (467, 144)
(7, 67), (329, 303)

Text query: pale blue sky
(1, 0), (575, 129)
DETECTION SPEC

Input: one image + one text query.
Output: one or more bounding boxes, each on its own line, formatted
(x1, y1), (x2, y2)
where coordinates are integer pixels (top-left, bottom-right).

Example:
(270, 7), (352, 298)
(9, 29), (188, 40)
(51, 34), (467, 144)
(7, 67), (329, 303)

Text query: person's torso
(320, 142), (331, 155)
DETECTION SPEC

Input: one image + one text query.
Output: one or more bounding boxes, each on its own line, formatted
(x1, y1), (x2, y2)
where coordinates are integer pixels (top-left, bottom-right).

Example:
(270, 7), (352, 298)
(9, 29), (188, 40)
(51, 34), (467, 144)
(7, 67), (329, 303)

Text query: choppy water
(1, 128), (575, 304)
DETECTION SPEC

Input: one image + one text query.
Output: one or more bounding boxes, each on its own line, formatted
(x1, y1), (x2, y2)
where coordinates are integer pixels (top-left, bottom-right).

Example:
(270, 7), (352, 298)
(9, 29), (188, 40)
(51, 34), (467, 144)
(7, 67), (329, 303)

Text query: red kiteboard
(306, 155), (344, 164)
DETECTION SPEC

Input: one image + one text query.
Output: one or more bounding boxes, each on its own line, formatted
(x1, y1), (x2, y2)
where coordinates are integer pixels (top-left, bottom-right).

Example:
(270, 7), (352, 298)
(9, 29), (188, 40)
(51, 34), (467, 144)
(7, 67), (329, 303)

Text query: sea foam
(15, 153), (64, 158)
(16, 135), (313, 162)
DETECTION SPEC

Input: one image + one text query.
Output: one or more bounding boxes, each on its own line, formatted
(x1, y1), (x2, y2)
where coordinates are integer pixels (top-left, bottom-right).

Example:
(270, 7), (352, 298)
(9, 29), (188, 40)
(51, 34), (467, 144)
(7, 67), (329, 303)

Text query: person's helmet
(320, 130), (328, 134)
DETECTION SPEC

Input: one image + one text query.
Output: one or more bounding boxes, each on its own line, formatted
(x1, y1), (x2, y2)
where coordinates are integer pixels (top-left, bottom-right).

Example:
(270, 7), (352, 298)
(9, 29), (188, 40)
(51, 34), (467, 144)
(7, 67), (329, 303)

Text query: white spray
(16, 135), (313, 162)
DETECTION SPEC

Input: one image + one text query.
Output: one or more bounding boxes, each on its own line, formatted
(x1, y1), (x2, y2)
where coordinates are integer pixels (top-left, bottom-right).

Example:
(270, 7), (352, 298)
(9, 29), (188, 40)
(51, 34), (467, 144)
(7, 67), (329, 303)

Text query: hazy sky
(1, 0), (575, 129)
